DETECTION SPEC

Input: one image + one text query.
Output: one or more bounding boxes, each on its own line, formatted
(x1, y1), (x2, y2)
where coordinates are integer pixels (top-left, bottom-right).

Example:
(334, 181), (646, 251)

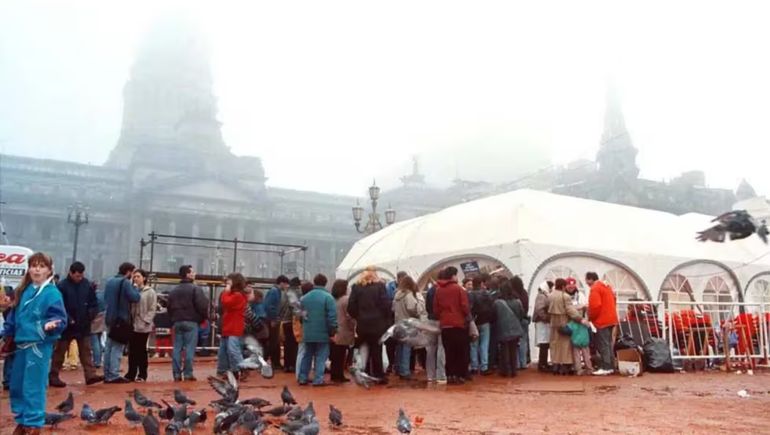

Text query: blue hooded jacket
(3, 279), (67, 344)
(263, 286), (281, 321)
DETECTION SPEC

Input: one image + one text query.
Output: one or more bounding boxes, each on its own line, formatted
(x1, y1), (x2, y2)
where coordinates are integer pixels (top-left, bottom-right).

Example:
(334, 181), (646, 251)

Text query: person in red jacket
(586, 272), (619, 375)
(217, 272), (248, 379)
(433, 266), (470, 385)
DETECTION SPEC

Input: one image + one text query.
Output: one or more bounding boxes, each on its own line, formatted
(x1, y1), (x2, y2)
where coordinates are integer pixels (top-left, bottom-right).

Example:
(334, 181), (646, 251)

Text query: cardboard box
(616, 348), (644, 375)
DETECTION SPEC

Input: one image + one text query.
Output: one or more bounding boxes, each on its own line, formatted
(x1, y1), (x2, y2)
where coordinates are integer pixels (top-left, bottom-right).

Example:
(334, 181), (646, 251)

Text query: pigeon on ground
(173, 389), (196, 406)
(142, 409), (160, 435)
(81, 403), (121, 425)
(302, 401), (316, 422)
(696, 210), (769, 244)
(44, 412), (73, 428)
(208, 372), (239, 403)
(183, 408), (208, 429)
(55, 391), (74, 413)
(284, 419), (320, 435)
(213, 404), (246, 434)
(235, 408), (263, 433)
(158, 399), (175, 420)
(349, 366), (381, 389)
(264, 404), (292, 417)
(124, 399), (143, 425)
(397, 408), (412, 434)
(133, 388), (163, 409)
(164, 420), (183, 435)
(329, 404), (342, 427)
(160, 399), (188, 423)
(240, 397), (272, 408)
(280, 419), (307, 434)
(286, 405), (304, 421)
(281, 385), (297, 406)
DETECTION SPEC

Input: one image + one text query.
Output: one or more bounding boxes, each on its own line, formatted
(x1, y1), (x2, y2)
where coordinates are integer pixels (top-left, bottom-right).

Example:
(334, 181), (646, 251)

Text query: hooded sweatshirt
(3, 279), (67, 344)
(432, 279), (470, 329)
(393, 289), (419, 323)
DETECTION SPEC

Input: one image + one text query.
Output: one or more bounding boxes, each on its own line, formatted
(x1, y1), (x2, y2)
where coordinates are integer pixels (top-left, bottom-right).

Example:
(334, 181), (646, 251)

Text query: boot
(48, 376), (66, 388)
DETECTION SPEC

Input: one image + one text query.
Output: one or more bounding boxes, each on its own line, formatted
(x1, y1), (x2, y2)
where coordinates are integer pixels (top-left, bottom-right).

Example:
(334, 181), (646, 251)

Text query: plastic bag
(568, 321), (590, 348)
(614, 334), (638, 352)
(642, 338), (675, 373)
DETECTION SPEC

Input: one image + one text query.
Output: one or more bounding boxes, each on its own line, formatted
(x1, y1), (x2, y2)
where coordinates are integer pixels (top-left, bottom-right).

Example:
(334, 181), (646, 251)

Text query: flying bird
(240, 335), (274, 378)
(349, 367), (381, 389)
(133, 388), (163, 409)
(44, 412), (74, 428)
(328, 404), (343, 427)
(173, 389), (196, 406)
(281, 386), (297, 406)
(208, 372), (239, 404)
(696, 210), (769, 244)
(124, 399), (144, 425)
(397, 408), (412, 434)
(142, 409), (160, 435)
(55, 392), (74, 414)
(329, 404), (342, 427)
(183, 408), (208, 430)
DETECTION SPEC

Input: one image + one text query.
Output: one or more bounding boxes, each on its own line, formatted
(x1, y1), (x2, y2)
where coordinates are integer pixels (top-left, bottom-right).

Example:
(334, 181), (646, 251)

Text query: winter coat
(433, 279), (470, 329)
(167, 279), (209, 325)
(470, 290), (496, 326)
(332, 294), (356, 346)
(264, 286), (281, 321)
(131, 285), (157, 334)
(548, 289), (583, 364)
(533, 290), (550, 324)
(494, 298), (525, 341)
(392, 289), (419, 323)
(3, 279), (67, 344)
(104, 275), (141, 327)
(300, 287), (338, 343)
(57, 276), (98, 339)
(426, 285), (437, 321)
(279, 287), (302, 322)
(220, 290), (247, 337)
(588, 281), (619, 328)
(347, 282), (391, 337)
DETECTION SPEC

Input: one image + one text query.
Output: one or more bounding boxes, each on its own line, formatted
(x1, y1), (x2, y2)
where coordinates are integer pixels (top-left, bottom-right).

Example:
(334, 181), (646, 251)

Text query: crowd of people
(0, 251), (620, 434)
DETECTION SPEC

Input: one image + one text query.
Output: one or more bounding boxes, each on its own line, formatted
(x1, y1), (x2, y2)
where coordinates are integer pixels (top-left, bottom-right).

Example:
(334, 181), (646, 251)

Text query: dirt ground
(1, 359), (769, 435)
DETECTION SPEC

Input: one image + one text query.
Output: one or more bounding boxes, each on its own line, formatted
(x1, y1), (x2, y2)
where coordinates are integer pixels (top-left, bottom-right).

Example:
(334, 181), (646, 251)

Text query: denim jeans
(173, 321), (199, 380)
(397, 343), (412, 377)
(103, 336), (126, 381)
(91, 333), (104, 368)
(298, 342), (330, 385)
(217, 336), (244, 374)
(295, 343), (305, 380)
(595, 326), (615, 371)
(470, 322), (490, 371)
(518, 328), (529, 368)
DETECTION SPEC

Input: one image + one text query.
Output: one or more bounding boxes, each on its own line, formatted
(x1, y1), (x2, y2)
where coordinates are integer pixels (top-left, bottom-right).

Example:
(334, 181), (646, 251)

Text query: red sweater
(588, 281), (619, 328)
(220, 291), (247, 337)
(433, 279), (470, 329)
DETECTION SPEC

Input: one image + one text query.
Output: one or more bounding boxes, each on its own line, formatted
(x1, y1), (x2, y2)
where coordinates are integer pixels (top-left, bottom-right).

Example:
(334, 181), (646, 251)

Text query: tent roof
(338, 189), (770, 274)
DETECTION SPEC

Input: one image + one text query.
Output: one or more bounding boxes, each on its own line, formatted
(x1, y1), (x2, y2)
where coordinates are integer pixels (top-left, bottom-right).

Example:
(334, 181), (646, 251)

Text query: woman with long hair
(330, 279), (355, 383)
(125, 269), (157, 382)
(347, 266), (390, 383)
(3, 252), (67, 435)
(494, 280), (526, 377)
(510, 276), (531, 369)
(392, 275), (425, 379)
(217, 273), (248, 378)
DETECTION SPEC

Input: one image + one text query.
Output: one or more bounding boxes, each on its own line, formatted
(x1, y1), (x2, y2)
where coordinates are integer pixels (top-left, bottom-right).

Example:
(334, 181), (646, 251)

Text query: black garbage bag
(642, 338), (675, 373)
(614, 334), (638, 352)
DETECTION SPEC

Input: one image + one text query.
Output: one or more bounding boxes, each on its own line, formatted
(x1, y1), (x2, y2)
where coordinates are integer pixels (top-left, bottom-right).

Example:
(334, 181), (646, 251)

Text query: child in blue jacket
(1, 252), (67, 433)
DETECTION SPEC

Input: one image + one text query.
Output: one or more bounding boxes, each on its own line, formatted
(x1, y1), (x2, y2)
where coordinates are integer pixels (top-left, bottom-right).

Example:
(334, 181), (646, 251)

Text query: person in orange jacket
(586, 272), (618, 376)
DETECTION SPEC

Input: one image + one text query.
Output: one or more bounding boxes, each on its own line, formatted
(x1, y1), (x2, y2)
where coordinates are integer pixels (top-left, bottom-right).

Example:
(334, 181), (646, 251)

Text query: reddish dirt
(2, 359), (770, 434)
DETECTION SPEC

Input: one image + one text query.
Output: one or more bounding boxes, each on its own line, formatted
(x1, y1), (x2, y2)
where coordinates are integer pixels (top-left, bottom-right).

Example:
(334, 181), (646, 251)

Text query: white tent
(337, 189), (770, 305)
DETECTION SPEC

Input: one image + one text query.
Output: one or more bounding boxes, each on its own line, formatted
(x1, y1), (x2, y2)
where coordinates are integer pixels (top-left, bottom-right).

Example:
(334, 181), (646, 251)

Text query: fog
(1, 1), (769, 197)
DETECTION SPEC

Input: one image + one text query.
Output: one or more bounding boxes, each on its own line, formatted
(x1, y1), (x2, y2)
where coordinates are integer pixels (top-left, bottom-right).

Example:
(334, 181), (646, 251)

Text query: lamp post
(67, 203), (89, 263)
(352, 180), (396, 234)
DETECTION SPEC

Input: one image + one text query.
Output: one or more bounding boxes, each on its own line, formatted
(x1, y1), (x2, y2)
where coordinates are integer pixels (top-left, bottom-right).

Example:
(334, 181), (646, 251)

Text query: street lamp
(67, 203), (89, 263)
(352, 180), (396, 234)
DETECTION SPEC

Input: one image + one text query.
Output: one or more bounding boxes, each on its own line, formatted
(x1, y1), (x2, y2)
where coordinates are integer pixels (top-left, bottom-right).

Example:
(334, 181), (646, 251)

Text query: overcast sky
(1, 1), (769, 197)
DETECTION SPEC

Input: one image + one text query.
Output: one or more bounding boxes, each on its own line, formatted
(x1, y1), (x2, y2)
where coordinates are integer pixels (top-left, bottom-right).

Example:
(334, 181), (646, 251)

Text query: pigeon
(164, 420), (183, 435)
(350, 366), (381, 389)
(173, 389), (196, 406)
(280, 419), (307, 434)
(183, 408), (208, 429)
(81, 403), (121, 424)
(236, 408), (263, 434)
(329, 404), (343, 427)
(264, 404), (292, 417)
(240, 397), (272, 408)
(286, 405), (304, 421)
(124, 399), (144, 425)
(142, 409), (160, 435)
(697, 210), (769, 244)
(213, 404), (246, 434)
(133, 388), (163, 409)
(240, 335), (275, 379)
(397, 408), (412, 434)
(55, 391), (74, 413)
(158, 400), (175, 421)
(302, 401), (316, 422)
(160, 399), (188, 423)
(208, 372), (239, 403)
(44, 412), (74, 428)
(209, 398), (238, 414)
(284, 419), (320, 435)
(281, 385), (297, 406)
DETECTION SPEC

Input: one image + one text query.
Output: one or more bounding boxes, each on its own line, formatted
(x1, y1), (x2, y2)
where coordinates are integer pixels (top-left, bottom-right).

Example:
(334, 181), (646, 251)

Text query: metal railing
(615, 300), (667, 347)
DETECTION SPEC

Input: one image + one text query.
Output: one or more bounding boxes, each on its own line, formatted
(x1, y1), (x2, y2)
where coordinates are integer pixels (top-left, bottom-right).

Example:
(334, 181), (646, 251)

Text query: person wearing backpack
(469, 276), (495, 376)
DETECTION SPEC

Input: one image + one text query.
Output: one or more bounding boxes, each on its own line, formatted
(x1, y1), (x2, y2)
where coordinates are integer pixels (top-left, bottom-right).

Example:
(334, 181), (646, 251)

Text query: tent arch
(744, 271), (770, 305)
(416, 253), (513, 290)
(663, 260), (743, 303)
(527, 251), (651, 300)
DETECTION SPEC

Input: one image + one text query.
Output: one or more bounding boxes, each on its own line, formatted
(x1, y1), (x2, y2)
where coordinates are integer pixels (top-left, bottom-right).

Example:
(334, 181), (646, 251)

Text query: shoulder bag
(107, 278), (134, 344)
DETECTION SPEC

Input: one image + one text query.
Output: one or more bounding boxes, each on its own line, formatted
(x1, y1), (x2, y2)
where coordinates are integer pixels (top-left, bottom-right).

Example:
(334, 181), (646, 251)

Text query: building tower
(596, 81), (639, 181)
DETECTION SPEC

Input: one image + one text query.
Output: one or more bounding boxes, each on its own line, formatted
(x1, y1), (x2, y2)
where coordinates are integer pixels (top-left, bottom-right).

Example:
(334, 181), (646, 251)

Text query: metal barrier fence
(615, 300), (667, 347)
(665, 301), (769, 369)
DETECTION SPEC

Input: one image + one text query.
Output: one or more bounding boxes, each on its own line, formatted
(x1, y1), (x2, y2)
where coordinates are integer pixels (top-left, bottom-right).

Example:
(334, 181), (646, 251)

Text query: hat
(566, 277), (577, 287)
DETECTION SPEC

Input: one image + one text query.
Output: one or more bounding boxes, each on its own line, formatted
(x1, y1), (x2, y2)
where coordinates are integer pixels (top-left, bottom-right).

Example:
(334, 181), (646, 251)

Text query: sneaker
(135, 378), (146, 383)
(49, 377), (67, 388)
(436, 379), (448, 385)
(85, 376), (104, 386)
(173, 377), (182, 382)
(105, 377), (130, 384)
(592, 369), (611, 376)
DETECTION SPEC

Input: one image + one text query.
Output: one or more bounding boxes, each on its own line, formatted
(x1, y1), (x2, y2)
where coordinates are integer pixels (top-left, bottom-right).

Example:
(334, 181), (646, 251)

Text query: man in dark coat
(49, 261), (103, 387)
(167, 265), (209, 381)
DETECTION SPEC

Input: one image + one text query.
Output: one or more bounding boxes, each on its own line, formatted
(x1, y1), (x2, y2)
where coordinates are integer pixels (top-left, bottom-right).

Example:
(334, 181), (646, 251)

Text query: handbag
(107, 279), (133, 344)
(556, 293), (573, 337)
(568, 321), (590, 347)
